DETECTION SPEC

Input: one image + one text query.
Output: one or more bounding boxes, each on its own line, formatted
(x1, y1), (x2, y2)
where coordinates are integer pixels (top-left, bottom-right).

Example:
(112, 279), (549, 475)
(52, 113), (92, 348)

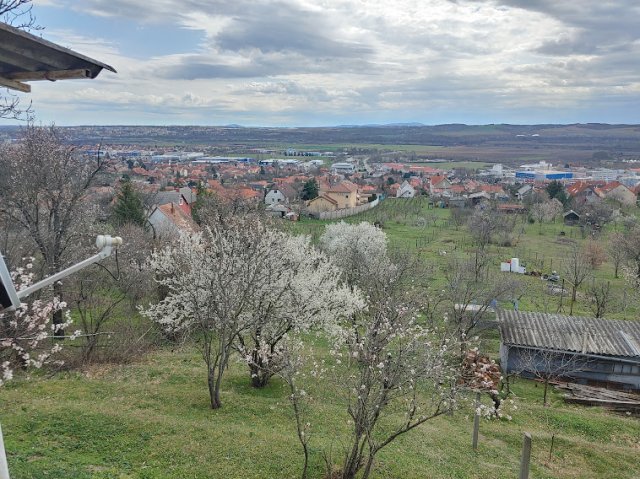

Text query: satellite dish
(0, 254), (20, 310)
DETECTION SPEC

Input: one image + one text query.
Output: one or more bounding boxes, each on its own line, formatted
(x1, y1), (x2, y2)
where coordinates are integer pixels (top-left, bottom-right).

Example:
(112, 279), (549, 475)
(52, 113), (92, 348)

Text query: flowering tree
(319, 222), (463, 479)
(319, 221), (393, 290)
(144, 217), (362, 407)
(531, 199), (564, 233)
(235, 233), (363, 388)
(332, 297), (460, 479)
(443, 258), (521, 356)
(0, 260), (74, 386)
(143, 218), (266, 409)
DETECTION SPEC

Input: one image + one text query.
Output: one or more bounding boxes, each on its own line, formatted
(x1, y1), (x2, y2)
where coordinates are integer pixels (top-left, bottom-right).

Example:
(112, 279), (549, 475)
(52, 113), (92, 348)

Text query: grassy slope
(1, 196), (639, 478)
(1, 346), (639, 479)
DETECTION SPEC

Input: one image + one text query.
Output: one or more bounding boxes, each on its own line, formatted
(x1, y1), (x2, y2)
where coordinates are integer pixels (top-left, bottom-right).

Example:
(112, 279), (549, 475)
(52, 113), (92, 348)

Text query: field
(1, 197), (639, 478)
(287, 197), (640, 319)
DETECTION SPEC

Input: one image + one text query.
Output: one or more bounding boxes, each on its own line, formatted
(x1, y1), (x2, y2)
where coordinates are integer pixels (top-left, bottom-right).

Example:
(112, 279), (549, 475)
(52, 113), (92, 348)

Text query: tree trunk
(361, 453), (376, 479)
(249, 353), (273, 388)
(53, 281), (65, 338)
(342, 436), (364, 479)
(543, 379), (549, 406)
(208, 371), (222, 409)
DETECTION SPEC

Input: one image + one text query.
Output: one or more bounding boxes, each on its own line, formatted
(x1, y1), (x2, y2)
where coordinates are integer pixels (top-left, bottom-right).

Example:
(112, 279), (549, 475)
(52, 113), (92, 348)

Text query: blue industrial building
(515, 170), (573, 181)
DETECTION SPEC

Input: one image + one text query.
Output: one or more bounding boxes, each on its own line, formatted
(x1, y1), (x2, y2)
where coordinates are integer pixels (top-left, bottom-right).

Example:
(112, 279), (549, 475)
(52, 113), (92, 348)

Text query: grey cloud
(75, 0), (372, 56)
(535, 36), (599, 56)
(480, 0), (640, 56)
(213, 3), (372, 58)
(154, 50), (374, 80)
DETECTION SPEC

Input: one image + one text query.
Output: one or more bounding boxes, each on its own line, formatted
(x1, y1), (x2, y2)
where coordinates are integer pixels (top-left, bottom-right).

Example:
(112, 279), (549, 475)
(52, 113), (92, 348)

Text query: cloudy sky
(4, 0), (640, 126)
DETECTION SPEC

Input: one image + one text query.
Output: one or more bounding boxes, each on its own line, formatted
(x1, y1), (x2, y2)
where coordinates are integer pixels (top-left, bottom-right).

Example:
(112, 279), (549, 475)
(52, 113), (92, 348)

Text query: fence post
(519, 432), (532, 479)
(472, 392), (481, 451)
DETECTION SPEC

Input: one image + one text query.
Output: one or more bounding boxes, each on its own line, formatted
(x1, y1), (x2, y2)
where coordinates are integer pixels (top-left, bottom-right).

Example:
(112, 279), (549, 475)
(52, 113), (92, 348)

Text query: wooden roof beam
(0, 76), (30, 92)
(6, 69), (91, 81)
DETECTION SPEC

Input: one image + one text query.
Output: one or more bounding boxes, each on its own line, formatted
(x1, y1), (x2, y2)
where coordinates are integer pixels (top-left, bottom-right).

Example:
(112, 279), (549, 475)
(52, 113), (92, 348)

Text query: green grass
(1, 342), (638, 479)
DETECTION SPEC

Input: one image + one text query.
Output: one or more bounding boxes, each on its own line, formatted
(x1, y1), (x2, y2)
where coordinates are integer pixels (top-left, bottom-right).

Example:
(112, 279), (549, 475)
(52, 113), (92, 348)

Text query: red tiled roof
(596, 181), (624, 194)
(309, 194), (338, 206)
(157, 203), (199, 233)
(328, 180), (358, 193)
(430, 175), (447, 186)
(408, 165), (440, 175)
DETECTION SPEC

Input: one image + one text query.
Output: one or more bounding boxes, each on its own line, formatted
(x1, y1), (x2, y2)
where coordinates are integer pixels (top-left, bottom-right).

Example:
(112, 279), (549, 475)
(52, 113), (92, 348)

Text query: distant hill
(2, 123), (640, 164)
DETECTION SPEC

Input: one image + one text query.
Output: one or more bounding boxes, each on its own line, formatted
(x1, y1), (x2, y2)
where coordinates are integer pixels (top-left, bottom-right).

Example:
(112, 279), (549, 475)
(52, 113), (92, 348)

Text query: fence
(317, 198), (380, 220)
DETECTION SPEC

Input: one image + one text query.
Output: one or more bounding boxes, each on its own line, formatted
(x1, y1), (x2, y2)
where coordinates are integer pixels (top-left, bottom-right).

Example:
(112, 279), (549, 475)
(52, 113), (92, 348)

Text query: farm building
(563, 210), (581, 225)
(498, 310), (640, 391)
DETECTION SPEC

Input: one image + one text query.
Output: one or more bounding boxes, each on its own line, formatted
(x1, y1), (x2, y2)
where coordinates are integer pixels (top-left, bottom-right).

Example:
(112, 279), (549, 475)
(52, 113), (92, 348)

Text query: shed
(0, 21), (116, 93)
(498, 310), (640, 391)
(563, 210), (581, 226)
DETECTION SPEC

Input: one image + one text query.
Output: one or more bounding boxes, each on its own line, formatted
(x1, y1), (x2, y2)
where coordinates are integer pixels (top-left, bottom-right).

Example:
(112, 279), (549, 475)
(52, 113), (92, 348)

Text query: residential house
(595, 182), (636, 206)
(396, 180), (416, 198)
(265, 189), (287, 205)
(429, 175), (452, 196)
(148, 202), (199, 239)
(307, 194), (339, 215)
(321, 181), (360, 209)
(154, 188), (196, 215)
(265, 184), (297, 205)
(567, 181), (602, 206)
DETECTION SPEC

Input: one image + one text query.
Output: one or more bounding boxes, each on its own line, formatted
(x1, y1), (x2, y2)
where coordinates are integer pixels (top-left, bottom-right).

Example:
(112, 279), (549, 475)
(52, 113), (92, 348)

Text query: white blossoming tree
(236, 233), (364, 388)
(319, 221), (393, 290)
(0, 259), (74, 386)
(318, 221), (464, 479)
(143, 217), (364, 408)
(333, 297), (460, 479)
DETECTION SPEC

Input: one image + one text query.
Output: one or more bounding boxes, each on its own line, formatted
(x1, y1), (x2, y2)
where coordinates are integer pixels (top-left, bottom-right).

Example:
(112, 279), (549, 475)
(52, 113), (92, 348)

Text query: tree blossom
(319, 221), (394, 290)
(0, 260), (74, 387)
(236, 233), (364, 387)
(143, 216), (363, 407)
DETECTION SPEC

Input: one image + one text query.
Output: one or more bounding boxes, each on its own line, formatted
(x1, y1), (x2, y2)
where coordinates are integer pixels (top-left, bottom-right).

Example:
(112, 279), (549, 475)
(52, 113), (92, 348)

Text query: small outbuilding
(563, 210), (581, 226)
(499, 310), (640, 391)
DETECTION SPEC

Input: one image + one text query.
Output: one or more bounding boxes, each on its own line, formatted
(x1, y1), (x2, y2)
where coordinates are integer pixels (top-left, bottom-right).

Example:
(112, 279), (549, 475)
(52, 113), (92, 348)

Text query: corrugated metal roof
(498, 310), (640, 358)
(0, 22), (116, 92)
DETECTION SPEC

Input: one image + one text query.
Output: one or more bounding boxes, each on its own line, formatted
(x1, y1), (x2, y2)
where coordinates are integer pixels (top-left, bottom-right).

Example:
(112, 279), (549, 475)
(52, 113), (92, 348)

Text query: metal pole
(519, 432), (532, 479)
(0, 424), (10, 479)
(16, 236), (122, 300)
